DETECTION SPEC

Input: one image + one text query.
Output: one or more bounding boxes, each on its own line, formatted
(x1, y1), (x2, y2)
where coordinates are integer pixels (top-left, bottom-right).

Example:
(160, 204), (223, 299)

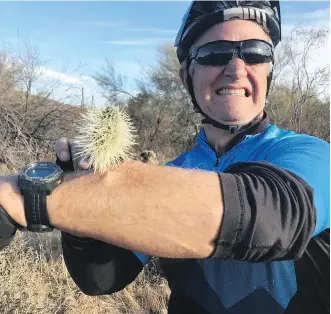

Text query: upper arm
(266, 136), (330, 235)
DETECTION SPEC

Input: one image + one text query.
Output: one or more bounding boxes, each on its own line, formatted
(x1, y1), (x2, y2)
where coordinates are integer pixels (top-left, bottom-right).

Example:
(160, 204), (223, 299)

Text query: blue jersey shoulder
(263, 125), (330, 235)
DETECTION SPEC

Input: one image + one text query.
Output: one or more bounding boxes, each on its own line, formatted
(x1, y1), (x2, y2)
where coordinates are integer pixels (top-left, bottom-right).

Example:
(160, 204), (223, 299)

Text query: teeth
(217, 88), (246, 96)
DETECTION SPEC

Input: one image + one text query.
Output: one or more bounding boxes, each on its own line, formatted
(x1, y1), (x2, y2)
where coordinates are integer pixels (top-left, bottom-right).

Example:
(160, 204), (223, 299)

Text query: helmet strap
(266, 69), (273, 97)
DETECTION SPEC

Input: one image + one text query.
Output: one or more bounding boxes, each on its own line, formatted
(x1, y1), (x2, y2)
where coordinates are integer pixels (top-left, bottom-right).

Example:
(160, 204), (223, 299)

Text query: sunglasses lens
(195, 40), (273, 66)
(242, 40), (274, 64)
(196, 42), (233, 66)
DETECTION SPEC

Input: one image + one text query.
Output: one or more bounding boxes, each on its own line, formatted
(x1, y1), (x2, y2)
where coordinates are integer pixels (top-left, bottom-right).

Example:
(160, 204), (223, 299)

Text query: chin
(220, 112), (246, 124)
(205, 99), (255, 124)
(202, 99), (263, 124)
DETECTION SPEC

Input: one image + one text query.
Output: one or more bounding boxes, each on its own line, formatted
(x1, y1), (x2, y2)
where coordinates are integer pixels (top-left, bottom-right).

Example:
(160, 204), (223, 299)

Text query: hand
(55, 137), (91, 172)
(0, 175), (26, 227)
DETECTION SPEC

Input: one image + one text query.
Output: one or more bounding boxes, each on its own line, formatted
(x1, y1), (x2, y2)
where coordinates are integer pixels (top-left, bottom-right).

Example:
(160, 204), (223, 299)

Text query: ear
(179, 67), (189, 92)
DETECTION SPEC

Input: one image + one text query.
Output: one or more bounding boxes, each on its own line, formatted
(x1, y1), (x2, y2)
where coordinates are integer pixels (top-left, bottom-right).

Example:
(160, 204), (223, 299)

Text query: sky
(0, 1), (329, 106)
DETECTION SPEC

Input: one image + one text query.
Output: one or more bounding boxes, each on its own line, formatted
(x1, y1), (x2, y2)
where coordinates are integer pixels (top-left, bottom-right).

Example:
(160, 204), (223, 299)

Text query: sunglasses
(190, 39), (274, 66)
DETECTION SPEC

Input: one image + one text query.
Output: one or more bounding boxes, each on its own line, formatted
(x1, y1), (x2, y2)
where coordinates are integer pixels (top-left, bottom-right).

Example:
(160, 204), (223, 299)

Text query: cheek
(193, 67), (220, 101)
(249, 64), (269, 98)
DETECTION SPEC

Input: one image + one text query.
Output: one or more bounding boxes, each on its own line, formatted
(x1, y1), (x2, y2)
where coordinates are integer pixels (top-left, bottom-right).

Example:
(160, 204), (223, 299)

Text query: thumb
(55, 138), (74, 172)
(55, 138), (71, 162)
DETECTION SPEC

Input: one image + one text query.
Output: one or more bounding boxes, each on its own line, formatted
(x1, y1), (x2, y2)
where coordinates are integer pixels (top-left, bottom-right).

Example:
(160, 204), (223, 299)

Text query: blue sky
(0, 1), (329, 105)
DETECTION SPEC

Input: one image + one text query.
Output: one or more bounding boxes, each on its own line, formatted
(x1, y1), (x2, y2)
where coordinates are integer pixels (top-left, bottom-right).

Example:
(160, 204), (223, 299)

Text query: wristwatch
(18, 162), (63, 232)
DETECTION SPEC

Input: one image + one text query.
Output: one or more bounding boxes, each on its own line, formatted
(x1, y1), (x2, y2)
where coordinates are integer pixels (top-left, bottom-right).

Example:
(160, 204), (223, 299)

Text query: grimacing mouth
(215, 88), (250, 97)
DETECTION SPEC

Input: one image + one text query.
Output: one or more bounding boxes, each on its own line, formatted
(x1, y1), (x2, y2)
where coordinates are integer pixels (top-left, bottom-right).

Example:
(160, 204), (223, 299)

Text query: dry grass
(0, 232), (170, 314)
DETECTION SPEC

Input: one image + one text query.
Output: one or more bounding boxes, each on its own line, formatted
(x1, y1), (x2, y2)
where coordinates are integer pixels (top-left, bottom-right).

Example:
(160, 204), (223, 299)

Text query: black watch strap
(23, 184), (53, 232)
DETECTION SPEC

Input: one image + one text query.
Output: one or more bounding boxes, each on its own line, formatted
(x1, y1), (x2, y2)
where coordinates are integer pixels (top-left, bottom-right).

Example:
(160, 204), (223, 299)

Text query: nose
(223, 57), (247, 80)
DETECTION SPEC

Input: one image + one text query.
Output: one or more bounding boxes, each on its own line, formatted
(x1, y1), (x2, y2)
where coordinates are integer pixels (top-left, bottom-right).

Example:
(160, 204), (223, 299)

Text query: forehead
(194, 19), (269, 47)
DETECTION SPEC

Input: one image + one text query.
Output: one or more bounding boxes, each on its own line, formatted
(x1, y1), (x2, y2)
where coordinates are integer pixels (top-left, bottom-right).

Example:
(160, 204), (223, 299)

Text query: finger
(78, 156), (90, 170)
(55, 138), (74, 172)
(55, 138), (71, 162)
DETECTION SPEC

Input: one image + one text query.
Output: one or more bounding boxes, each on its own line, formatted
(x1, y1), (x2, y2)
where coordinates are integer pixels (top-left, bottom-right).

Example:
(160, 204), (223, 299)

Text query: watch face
(24, 162), (60, 180)
(26, 167), (56, 178)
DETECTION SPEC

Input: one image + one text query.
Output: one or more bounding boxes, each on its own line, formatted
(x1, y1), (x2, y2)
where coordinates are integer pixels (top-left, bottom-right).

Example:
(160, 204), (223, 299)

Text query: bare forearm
(48, 160), (223, 258)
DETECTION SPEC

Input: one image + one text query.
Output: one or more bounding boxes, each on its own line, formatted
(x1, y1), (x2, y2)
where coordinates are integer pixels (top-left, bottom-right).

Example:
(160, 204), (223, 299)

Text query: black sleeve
(210, 161), (316, 261)
(285, 229), (330, 314)
(0, 205), (18, 250)
(61, 232), (144, 296)
(0, 235), (15, 250)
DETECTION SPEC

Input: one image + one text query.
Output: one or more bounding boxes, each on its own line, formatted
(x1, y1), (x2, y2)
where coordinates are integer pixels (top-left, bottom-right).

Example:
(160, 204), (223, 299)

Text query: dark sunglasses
(190, 39), (274, 66)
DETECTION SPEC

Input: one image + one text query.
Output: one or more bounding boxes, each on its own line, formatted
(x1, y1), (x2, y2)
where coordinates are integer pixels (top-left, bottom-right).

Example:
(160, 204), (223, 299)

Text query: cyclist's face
(190, 19), (271, 125)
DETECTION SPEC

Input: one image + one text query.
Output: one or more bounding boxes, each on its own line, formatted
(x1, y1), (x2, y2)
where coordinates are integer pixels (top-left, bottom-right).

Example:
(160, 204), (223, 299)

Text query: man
(0, 1), (329, 313)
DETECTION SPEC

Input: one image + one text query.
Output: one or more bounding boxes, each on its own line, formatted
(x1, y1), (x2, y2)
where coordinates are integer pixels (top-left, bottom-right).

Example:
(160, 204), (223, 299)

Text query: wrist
(18, 161), (71, 232)
(46, 170), (94, 232)
(46, 183), (62, 229)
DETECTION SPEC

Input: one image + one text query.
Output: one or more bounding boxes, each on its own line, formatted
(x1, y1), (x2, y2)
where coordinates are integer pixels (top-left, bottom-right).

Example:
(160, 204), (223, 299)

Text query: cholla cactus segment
(74, 106), (137, 173)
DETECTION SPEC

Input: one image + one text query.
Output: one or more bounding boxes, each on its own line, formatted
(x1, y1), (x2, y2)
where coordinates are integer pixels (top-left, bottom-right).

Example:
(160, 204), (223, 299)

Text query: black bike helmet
(174, 1), (282, 133)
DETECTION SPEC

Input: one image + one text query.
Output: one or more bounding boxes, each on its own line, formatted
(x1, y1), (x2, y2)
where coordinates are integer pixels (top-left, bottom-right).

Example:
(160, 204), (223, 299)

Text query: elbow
(66, 265), (130, 296)
(78, 285), (109, 297)
(77, 282), (125, 297)
(61, 242), (143, 296)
